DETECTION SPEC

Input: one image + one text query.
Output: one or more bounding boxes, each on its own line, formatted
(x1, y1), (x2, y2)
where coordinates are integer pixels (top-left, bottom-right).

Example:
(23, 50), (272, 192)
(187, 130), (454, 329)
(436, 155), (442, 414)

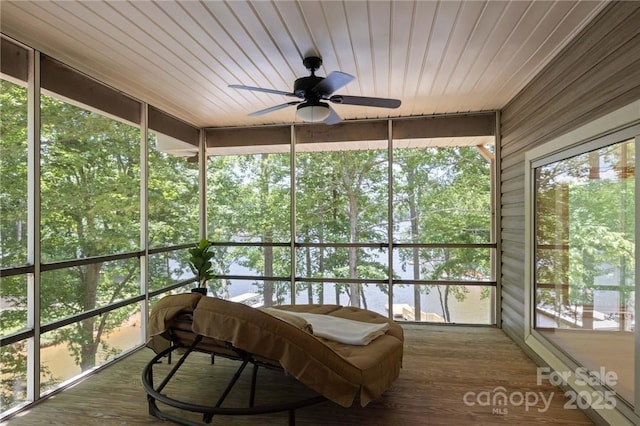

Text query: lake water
(220, 279), (493, 325)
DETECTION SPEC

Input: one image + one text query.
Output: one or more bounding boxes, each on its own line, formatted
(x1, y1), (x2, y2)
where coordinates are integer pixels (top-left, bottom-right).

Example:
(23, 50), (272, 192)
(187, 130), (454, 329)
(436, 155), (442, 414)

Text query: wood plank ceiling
(1, 1), (606, 129)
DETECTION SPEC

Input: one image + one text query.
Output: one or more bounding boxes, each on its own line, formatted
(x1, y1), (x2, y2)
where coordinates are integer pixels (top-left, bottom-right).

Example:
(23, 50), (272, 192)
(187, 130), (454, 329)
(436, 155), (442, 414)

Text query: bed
(143, 293), (404, 425)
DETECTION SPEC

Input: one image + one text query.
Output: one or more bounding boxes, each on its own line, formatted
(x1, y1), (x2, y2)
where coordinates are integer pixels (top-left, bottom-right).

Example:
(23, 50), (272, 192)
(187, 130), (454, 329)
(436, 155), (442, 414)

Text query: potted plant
(188, 238), (215, 295)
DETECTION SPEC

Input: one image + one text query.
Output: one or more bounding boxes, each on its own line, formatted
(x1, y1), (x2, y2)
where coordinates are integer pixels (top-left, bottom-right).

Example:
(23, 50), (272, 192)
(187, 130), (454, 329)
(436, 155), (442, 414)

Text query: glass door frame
(524, 100), (640, 425)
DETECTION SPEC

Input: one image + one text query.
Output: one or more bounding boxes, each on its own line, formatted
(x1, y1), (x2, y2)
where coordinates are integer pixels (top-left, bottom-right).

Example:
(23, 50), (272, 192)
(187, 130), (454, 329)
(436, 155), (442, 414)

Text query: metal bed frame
(141, 333), (326, 426)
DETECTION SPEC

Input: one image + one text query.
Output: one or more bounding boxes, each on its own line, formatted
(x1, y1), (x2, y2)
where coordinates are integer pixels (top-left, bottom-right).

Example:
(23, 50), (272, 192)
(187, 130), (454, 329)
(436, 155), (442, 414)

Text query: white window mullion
(387, 120), (394, 320)
(493, 111), (502, 327)
(635, 133), (640, 416)
(290, 125), (296, 302)
(199, 129), (207, 239)
(139, 104), (149, 343)
(26, 49), (41, 403)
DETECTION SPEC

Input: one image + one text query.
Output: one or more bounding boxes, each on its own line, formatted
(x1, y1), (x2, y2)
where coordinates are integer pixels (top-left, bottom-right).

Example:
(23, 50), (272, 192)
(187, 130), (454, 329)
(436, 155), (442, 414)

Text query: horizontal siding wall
(499, 2), (640, 347)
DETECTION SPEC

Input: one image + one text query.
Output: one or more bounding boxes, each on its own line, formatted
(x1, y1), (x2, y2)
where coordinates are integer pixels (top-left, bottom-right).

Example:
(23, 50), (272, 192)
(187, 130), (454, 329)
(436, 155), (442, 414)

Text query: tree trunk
(79, 262), (102, 370)
(348, 192), (359, 307)
(260, 154), (274, 306)
(437, 285), (451, 323)
(407, 168), (422, 320)
(306, 246), (313, 303)
(443, 285), (451, 322)
(79, 316), (98, 371)
(319, 228), (324, 304)
(264, 241), (274, 306)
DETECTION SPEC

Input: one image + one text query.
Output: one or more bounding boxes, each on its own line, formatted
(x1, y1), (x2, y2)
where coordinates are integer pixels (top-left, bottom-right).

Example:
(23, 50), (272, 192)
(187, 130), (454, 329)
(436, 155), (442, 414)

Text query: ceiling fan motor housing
(294, 56), (327, 98)
(294, 75), (325, 99)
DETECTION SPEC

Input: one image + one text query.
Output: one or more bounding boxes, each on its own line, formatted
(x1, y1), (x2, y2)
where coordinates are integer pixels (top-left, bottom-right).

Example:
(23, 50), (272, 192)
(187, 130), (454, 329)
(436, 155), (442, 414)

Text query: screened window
(0, 76), (30, 413)
(205, 120), (496, 320)
(36, 94), (143, 395)
(391, 139), (494, 324)
(296, 145), (388, 244)
(207, 152), (291, 306)
(39, 95), (140, 261)
(0, 42), (205, 419)
(148, 132), (199, 248)
(296, 140), (388, 309)
(0, 78), (29, 340)
(0, 79), (28, 268)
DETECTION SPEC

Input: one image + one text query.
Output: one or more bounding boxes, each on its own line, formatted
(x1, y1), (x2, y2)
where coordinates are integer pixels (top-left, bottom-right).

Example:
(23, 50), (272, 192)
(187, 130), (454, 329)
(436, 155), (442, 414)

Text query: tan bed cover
(147, 293), (403, 407)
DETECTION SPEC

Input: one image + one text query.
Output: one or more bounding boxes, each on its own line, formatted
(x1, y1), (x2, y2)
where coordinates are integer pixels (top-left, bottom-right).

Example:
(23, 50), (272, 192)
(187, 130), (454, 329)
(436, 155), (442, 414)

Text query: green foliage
(206, 145), (493, 316)
(148, 134), (199, 247)
(0, 343), (56, 411)
(188, 238), (215, 287)
(0, 85), (198, 410)
(393, 146), (492, 321)
(0, 80), (28, 268)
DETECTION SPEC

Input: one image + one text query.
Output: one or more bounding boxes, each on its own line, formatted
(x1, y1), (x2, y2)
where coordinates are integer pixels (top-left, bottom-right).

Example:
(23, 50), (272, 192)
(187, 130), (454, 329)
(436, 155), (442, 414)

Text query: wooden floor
(3, 325), (593, 425)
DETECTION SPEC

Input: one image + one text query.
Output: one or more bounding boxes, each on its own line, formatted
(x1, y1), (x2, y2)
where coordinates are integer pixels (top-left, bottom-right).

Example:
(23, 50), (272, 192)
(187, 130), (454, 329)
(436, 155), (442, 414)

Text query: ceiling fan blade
(323, 105), (342, 125)
(329, 95), (401, 109)
(248, 101), (301, 117)
(229, 84), (297, 98)
(312, 71), (354, 95)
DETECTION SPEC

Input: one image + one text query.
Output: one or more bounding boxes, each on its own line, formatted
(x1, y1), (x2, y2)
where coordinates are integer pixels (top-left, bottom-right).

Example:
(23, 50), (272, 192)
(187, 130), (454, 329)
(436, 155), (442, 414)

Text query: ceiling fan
(229, 56), (401, 125)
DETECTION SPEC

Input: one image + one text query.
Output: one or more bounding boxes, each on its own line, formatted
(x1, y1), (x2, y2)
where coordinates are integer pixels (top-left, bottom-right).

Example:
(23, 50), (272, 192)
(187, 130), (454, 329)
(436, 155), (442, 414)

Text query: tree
(1, 80), (45, 409)
(0, 80), (28, 269)
(296, 148), (389, 308)
(147, 133), (199, 291)
(295, 151), (342, 304)
(0, 86), (200, 408)
(37, 95), (141, 371)
(207, 153), (291, 305)
(205, 143), (491, 319)
(395, 146), (492, 322)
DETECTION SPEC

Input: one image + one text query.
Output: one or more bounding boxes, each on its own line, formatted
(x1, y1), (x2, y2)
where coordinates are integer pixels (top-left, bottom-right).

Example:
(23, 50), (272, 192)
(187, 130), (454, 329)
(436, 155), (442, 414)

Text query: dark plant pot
(191, 288), (207, 296)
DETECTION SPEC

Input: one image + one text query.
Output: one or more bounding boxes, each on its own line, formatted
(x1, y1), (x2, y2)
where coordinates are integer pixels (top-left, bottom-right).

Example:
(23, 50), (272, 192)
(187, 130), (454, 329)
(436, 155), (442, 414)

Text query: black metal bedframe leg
(202, 358), (251, 423)
(289, 409), (296, 426)
(157, 336), (203, 393)
(143, 340), (200, 420)
(216, 358), (250, 407)
(249, 363), (259, 407)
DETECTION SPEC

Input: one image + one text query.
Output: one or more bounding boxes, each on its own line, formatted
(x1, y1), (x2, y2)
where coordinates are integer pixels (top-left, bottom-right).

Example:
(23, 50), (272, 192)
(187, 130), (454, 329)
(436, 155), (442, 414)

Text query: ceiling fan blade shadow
(248, 101), (301, 116)
(329, 95), (401, 108)
(313, 71), (354, 95)
(323, 105), (342, 125)
(229, 84), (297, 98)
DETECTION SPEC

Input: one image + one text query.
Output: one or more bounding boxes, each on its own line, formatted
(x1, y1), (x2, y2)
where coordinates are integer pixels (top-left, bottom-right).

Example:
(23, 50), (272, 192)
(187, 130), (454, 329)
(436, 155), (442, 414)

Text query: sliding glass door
(526, 101), (639, 423)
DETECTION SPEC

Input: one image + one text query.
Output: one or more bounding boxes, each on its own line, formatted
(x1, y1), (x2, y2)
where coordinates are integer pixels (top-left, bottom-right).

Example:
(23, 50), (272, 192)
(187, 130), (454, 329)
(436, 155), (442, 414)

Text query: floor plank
(2, 325), (593, 425)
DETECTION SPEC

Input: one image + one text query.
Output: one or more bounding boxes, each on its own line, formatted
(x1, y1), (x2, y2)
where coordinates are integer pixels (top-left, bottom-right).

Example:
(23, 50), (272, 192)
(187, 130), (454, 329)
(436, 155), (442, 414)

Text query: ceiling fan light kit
(230, 56), (401, 125)
(296, 102), (330, 122)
